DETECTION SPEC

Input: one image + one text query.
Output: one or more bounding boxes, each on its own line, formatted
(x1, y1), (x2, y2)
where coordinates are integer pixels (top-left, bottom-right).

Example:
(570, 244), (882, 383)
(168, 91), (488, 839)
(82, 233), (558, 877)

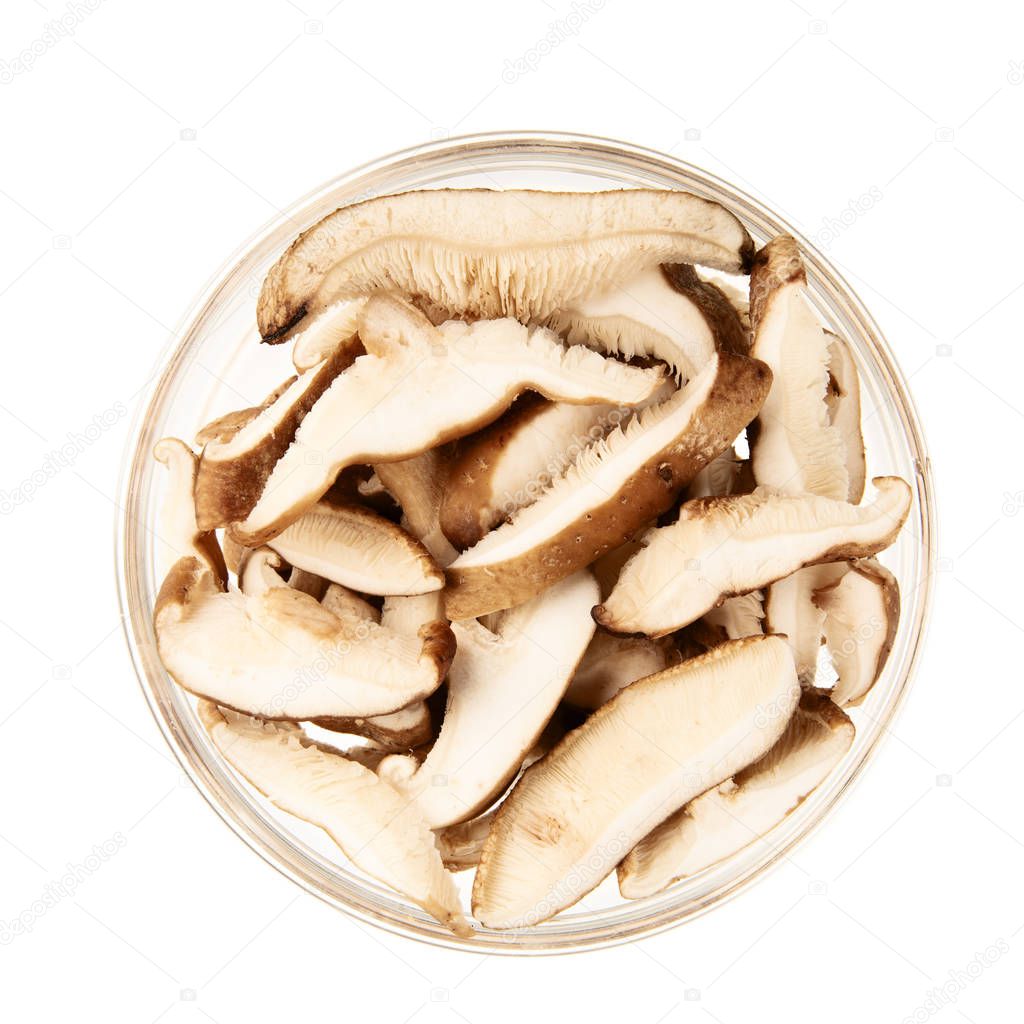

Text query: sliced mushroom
(814, 559), (900, 706)
(235, 297), (664, 546)
(289, 298), (366, 371)
(564, 630), (670, 710)
(445, 352), (771, 619)
(154, 547), (454, 719)
(257, 189), (754, 341)
(826, 331), (867, 503)
(748, 236), (849, 501)
(194, 377), (296, 447)
(314, 701), (433, 751)
(251, 499), (444, 596)
(373, 449), (458, 566)
(194, 343), (358, 530)
(764, 564), (848, 683)
(440, 393), (628, 550)
(618, 690), (853, 898)
(378, 571), (599, 829)
(595, 477), (912, 638)
(545, 264), (743, 381)
(471, 636), (799, 929)
(153, 438), (227, 585)
(198, 702), (468, 935)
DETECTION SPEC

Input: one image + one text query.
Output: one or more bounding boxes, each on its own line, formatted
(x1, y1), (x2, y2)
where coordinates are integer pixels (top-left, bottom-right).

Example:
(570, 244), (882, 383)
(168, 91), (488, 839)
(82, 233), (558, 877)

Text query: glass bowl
(116, 131), (935, 953)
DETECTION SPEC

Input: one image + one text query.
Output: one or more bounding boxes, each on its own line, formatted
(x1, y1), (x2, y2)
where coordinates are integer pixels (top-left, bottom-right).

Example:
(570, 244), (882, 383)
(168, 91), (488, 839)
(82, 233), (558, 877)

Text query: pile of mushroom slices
(152, 188), (912, 935)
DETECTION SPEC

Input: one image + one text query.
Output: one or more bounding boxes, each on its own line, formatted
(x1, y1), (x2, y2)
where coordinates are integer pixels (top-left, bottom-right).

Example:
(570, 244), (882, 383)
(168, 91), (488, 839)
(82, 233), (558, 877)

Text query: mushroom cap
(595, 476), (912, 638)
(471, 636), (800, 929)
(257, 188), (754, 340)
(445, 352), (772, 619)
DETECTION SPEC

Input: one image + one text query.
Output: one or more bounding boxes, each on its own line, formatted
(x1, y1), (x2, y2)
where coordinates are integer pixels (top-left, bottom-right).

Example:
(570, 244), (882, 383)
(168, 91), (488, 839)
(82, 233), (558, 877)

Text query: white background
(1, 0), (1022, 1020)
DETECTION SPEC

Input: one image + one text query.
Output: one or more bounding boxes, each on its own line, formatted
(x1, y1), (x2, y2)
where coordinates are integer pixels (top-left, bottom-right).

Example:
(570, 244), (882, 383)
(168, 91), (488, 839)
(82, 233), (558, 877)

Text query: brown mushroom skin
(312, 705), (432, 751)
(748, 234), (805, 331)
(441, 392), (565, 550)
(194, 341), (359, 530)
(444, 354), (772, 620)
(661, 264), (750, 356)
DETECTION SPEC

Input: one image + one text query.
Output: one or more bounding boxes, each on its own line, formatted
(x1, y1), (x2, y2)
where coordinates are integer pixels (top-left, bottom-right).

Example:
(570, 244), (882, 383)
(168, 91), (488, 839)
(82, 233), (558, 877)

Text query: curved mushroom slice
(471, 636), (799, 929)
(592, 536), (646, 599)
(378, 571), (599, 829)
(155, 557), (454, 719)
(198, 702), (468, 935)
(661, 264), (751, 356)
(445, 352), (771, 619)
(826, 331), (867, 503)
(195, 377), (296, 448)
(254, 500), (443, 596)
(236, 298), (664, 546)
(153, 438), (227, 585)
(618, 690), (853, 898)
(814, 559), (900, 706)
(595, 477), (912, 638)
(373, 449), (458, 566)
(564, 630), (670, 710)
(194, 343), (357, 530)
(290, 298), (366, 372)
(764, 564), (848, 683)
(321, 582), (380, 622)
(313, 700), (433, 751)
(749, 236), (849, 501)
(440, 393), (629, 550)
(257, 189), (755, 341)
(545, 264), (742, 381)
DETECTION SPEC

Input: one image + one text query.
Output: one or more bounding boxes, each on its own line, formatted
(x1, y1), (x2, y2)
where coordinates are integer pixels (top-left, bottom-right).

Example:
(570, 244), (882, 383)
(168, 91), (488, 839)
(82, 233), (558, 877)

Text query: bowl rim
(116, 129), (936, 954)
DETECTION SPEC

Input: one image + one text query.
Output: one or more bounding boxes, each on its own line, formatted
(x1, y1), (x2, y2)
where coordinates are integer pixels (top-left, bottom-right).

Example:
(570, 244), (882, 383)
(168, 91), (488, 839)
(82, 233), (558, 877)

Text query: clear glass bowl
(116, 132), (935, 953)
